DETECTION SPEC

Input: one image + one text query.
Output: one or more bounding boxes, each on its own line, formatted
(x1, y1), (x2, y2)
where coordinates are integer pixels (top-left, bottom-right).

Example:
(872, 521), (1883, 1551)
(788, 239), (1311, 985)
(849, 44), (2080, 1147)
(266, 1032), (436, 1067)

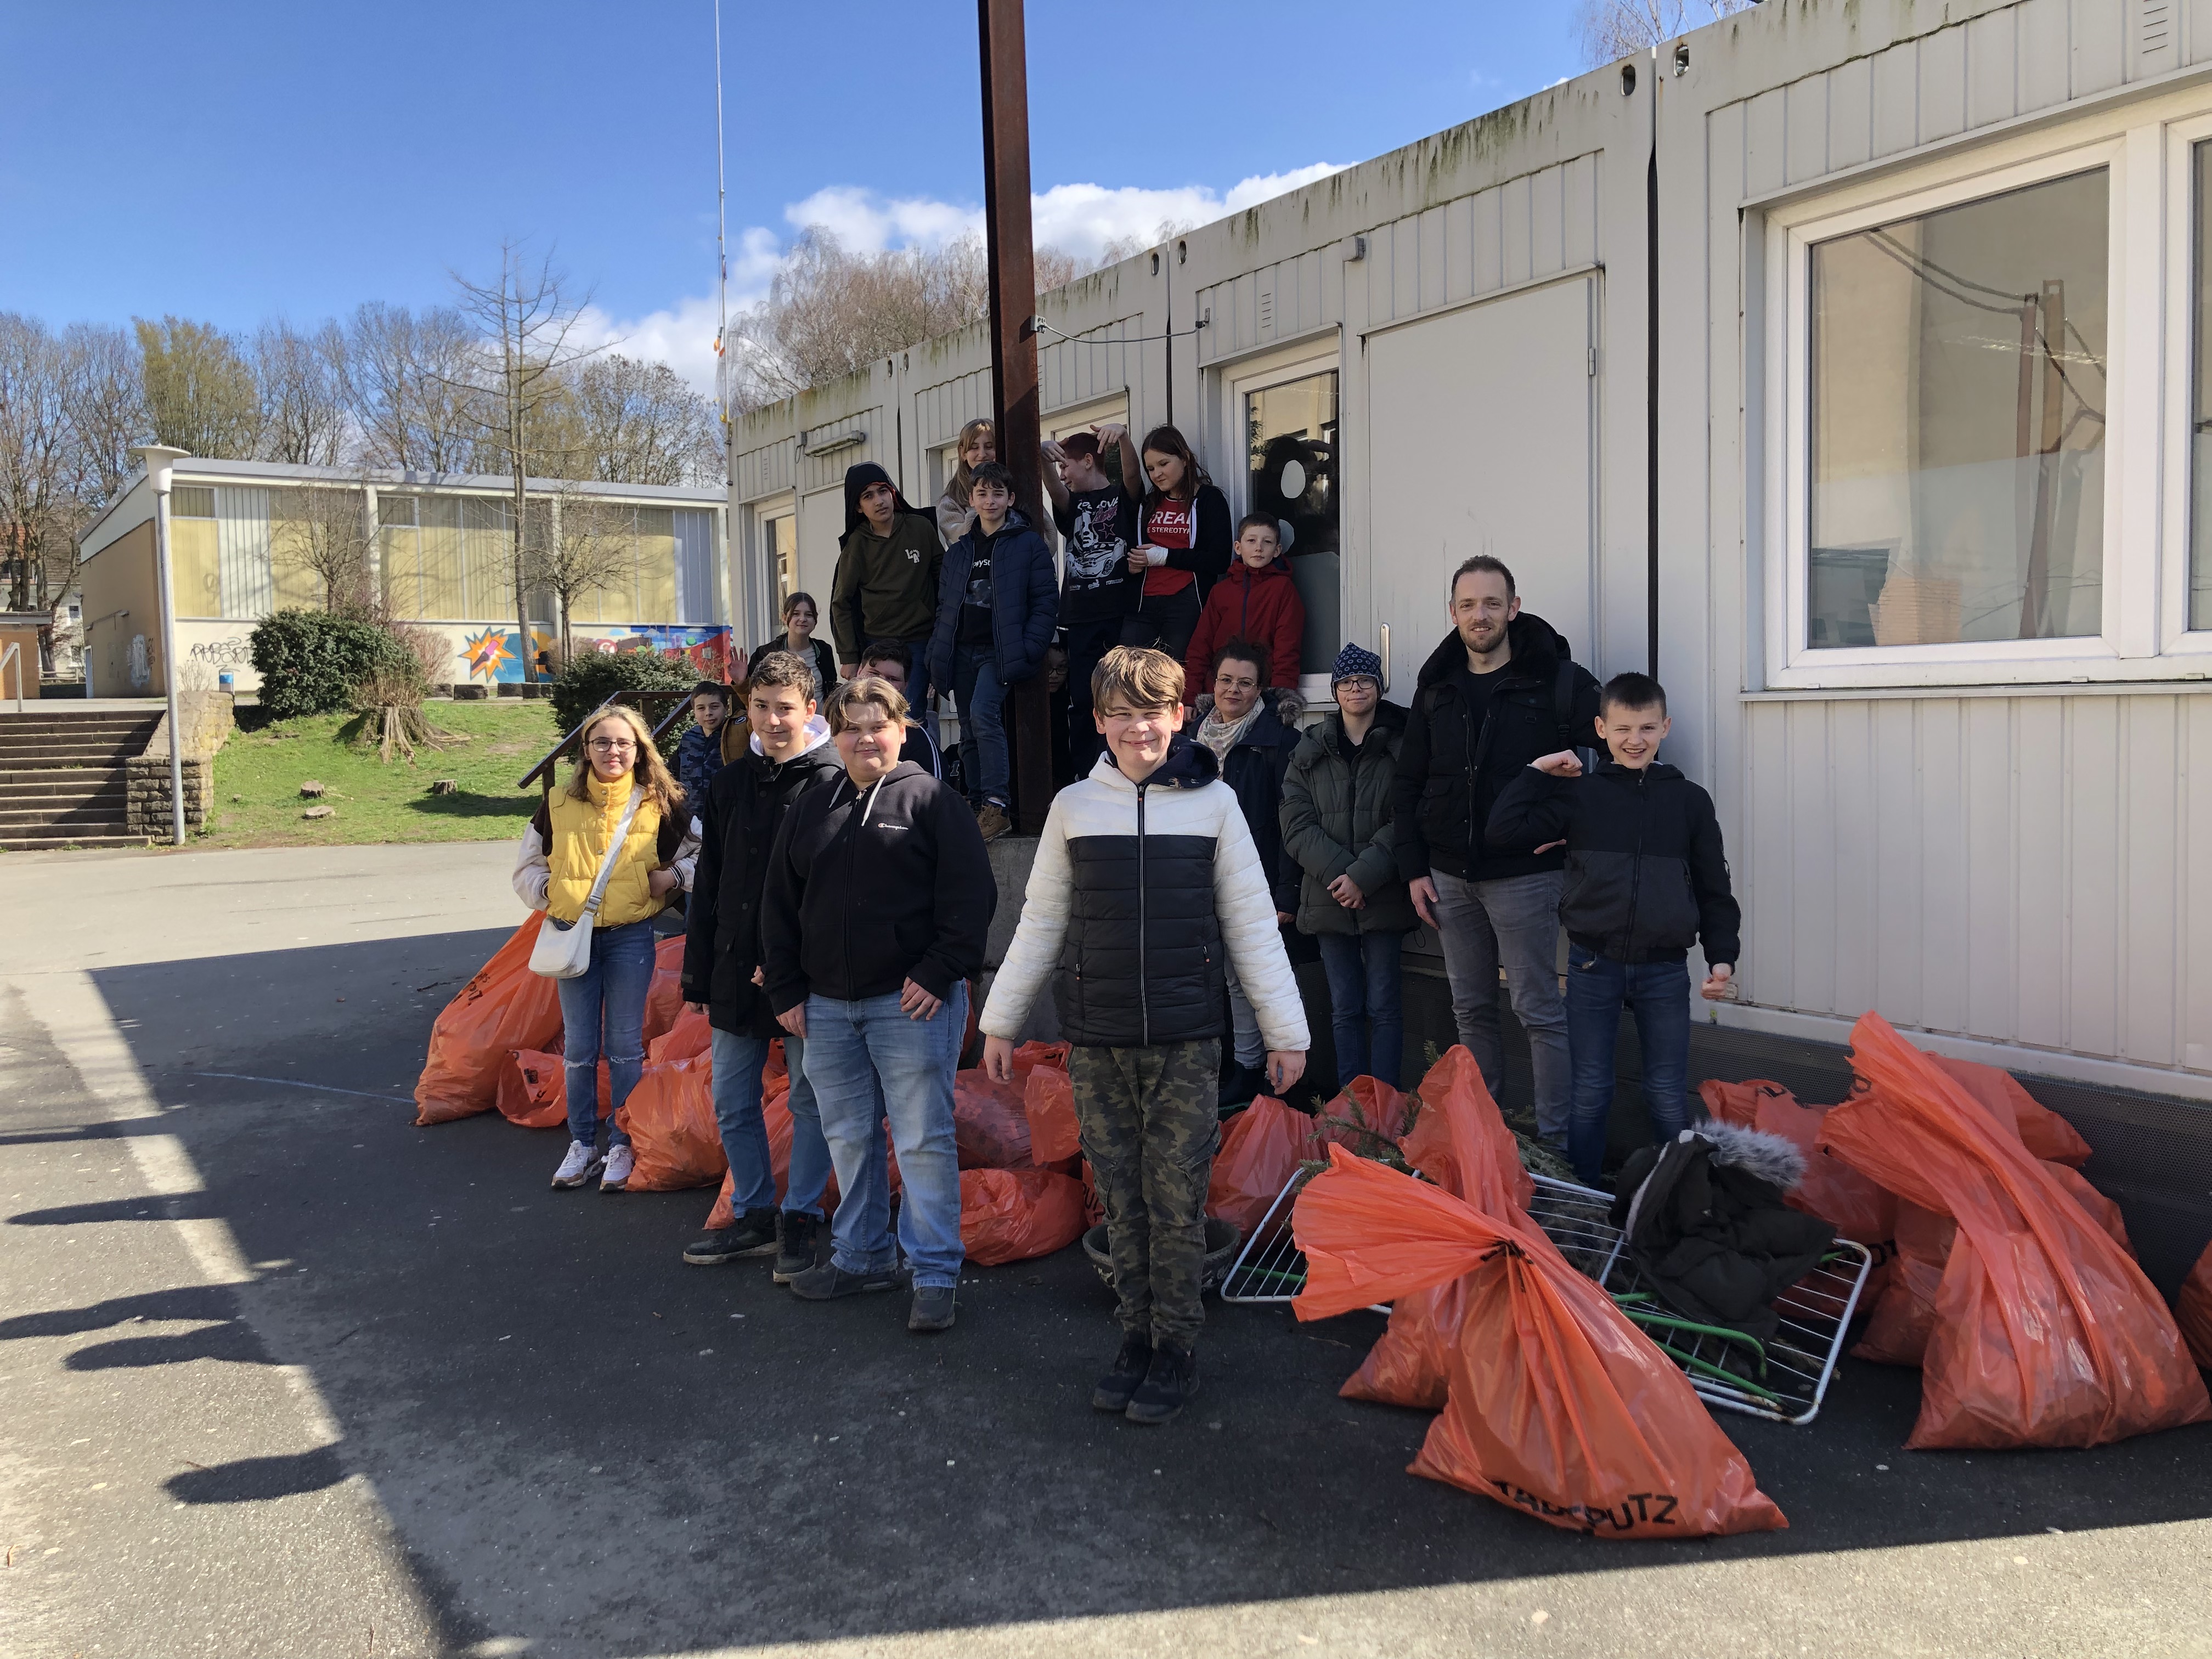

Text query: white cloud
(588, 161), (1345, 398)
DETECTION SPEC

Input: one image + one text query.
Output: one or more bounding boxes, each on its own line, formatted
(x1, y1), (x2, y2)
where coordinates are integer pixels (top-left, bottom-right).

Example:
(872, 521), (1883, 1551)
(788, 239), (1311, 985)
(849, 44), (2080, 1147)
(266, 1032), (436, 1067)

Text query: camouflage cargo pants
(1067, 1039), (1221, 1349)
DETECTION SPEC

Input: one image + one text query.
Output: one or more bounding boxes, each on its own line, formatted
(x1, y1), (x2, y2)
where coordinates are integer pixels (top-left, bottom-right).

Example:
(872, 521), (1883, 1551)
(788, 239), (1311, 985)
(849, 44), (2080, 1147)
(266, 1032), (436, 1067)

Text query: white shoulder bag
(529, 788), (646, 980)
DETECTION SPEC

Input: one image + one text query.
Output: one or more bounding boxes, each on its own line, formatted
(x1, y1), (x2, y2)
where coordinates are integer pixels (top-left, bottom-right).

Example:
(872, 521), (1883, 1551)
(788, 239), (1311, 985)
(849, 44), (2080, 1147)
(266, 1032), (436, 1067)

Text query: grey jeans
(1429, 868), (1571, 1143)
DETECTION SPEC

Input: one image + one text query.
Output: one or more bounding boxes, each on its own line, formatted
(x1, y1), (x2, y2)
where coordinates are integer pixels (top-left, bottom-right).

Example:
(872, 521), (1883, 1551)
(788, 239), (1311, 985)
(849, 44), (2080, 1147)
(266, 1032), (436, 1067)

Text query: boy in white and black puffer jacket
(980, 646), (1310, 1426)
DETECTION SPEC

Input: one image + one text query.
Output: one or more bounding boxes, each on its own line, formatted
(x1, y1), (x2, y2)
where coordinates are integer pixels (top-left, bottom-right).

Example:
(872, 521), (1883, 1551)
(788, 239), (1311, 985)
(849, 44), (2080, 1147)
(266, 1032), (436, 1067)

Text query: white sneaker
(551, 1140), (602, 1189)
(599, 1143), (636, 1193)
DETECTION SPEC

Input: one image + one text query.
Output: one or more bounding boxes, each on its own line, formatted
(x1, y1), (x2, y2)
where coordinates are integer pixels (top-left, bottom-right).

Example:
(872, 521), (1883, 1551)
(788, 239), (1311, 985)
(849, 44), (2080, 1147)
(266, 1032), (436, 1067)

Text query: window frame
(2159, 110), (2212, 658)
(1220, 341), (1343, 702)
(1764, 133), (2151, 690)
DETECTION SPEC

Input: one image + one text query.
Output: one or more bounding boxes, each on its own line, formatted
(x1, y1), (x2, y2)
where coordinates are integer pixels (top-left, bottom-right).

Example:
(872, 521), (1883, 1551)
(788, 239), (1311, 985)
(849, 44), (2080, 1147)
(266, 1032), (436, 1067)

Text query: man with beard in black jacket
(1390, 555), (1604, 1153)
(761, 674), (996, 1334)
(679, 651), (845, 1279)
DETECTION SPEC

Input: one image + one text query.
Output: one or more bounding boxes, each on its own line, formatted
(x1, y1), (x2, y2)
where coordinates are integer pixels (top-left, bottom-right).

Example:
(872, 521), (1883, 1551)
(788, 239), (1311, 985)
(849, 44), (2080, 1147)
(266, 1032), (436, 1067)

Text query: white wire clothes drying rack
(1219, 1167), (1874, 1426)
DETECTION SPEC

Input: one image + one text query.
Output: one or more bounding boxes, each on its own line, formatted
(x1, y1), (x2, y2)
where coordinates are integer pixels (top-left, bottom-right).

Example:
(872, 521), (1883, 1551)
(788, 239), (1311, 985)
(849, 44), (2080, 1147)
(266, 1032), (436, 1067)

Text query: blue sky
(0, 1), (1586, 388)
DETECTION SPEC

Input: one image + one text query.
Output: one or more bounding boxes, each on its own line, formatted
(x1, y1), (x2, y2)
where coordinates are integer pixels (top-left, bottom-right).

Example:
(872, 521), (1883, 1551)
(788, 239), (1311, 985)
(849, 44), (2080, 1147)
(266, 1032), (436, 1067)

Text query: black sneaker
(771, 1211), (819, 1284)
(787, 1260), (899, 1300)
(1125, 1341), (1199, 1425)
(1091, 1331), (1154, 1413)
(682, 1207), (779, 1266)
(907, 1286), (956, 1332)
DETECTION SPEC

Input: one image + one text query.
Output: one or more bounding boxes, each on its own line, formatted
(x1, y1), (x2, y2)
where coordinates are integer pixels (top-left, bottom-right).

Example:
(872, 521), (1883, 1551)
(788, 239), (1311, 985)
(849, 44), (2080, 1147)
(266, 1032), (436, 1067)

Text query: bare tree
(343, 302), (483, 473)
(448, 242), (606, 684)
(1576, 0), (1752, 64)
(731, 227), (1118, 411)
(540, 353), (720, 487)
(254, 319), (352, 466)
(532, 484), (636, 663)
(136, 315), (262, 459)
(58, 322), (146, 506)
(268, 482), (377, 617)
(0, 315), (88, 661)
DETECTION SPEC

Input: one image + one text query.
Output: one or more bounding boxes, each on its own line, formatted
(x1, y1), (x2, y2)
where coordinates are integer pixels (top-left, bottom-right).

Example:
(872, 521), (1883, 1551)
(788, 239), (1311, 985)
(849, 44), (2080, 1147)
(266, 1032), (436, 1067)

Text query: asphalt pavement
(2, 841), (2208, 1658)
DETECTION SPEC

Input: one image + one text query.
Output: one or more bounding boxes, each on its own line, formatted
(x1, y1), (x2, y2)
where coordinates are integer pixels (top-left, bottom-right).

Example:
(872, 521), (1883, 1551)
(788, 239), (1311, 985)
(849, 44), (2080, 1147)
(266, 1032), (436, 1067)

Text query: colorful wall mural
(461, 624), (733, 685)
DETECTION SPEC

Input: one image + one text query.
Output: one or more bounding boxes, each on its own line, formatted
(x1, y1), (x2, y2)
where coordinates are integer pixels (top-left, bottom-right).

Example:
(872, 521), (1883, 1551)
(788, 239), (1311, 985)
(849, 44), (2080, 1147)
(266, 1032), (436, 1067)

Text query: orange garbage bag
(2175, 1240), (2212, 1370)
(614, 1056), (728, 1192)
(961, 1167), (1087, 1265)
(954, 1069), (1035, 1169)
(640, 935), (687, 1044)
(1931, 1054), (2091, 1166)
(1023, 1066), (1082, 1165)
(1698, 1079), (1898, 1263)
(1818, 1012), (2208, 1448)
(494, 1049), (611, 1131)
(1341, 1046), (1532, 1410)
(649, 1005), (713, 1064)
(1313, 1075), (1417, 1155)
(1206, 1096), (1316, 1241)
(414, 916), (565, 1125)
(1850, 1201), (1956, 1366)
(1009, 1040), (1070, 1077)
(1296, 1147), (1786, 1538)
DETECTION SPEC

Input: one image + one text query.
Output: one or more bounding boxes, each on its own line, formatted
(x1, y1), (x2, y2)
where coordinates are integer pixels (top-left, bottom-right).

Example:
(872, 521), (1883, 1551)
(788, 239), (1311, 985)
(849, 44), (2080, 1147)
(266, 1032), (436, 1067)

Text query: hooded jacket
(980, 736), (1311, 1052)
(924, 506), (1059, 692)
(682, 720), (843, 1037)
(1184, 557), (1306, 692)
(1486, 759), (1741, 967)
(1388, 611), (1604, 884)
(1607, 1124), (1836, 1344)
(1212, 701), (1303, 918)
(1280, 701), (1417, 937)
(830, 463), (942, 665)
(760, 758), (996, 1011)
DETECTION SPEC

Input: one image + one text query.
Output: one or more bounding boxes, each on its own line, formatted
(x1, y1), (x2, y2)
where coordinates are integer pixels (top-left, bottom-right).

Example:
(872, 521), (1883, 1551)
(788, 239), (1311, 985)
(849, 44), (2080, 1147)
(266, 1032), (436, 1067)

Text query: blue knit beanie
(1330, 642), (1382, 687)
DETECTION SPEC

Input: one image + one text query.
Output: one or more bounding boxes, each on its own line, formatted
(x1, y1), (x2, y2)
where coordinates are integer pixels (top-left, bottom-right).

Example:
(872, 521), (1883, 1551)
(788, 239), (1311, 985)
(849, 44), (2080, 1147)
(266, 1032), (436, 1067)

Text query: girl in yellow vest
(512, 703), (696, 1191)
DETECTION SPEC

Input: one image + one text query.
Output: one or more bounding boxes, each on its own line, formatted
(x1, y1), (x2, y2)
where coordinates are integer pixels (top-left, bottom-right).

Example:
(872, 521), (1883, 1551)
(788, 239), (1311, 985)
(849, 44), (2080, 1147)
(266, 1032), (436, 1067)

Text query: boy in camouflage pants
(981, 647), (1309, 1424)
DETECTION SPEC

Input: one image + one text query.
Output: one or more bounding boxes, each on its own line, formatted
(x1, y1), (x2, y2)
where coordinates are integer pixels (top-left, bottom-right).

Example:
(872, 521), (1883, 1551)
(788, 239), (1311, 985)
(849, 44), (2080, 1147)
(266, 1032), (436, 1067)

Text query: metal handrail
(517, 688), (694, 799)
(0, 642), (20, 714)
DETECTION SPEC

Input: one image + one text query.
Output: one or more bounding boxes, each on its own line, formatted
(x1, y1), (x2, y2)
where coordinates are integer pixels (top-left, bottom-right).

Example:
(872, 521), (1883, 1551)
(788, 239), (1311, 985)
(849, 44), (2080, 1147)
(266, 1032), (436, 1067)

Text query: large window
(171, 486), (220, 617)
(2193, 141), (2212, 633)
(1809, 171), (2107, 650)
(1245, 369), (1339, 676)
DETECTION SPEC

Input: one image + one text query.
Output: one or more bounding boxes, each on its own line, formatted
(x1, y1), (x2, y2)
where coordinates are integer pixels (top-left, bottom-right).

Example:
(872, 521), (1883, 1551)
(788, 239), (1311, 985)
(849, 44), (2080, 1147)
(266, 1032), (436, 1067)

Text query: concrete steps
(0, 710), (161, 850)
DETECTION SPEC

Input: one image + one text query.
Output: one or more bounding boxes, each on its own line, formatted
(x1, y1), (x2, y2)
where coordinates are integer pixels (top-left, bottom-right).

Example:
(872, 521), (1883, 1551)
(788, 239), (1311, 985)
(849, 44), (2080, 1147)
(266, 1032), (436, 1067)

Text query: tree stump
(299, 781), (326, 798)
(302, 805), (336, 820)
(427, 778), (458, 795)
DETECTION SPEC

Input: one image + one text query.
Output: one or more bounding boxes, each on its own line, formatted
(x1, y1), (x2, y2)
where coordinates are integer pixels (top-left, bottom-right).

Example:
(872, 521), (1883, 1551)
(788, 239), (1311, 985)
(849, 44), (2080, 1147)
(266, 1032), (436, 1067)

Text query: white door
(797, 487), (845, 645)
(1365, 275), (1596, 697)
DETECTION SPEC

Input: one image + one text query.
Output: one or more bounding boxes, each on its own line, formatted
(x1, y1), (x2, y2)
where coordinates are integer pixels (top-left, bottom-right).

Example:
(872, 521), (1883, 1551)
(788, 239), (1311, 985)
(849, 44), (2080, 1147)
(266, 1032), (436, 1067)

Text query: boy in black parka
(1486, 672), (1740, 1187)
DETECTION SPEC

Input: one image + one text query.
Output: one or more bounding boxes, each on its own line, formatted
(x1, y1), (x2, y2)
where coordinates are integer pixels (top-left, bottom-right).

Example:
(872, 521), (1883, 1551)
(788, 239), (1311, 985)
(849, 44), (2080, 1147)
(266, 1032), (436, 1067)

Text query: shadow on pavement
(1, 924), (2204, 1652)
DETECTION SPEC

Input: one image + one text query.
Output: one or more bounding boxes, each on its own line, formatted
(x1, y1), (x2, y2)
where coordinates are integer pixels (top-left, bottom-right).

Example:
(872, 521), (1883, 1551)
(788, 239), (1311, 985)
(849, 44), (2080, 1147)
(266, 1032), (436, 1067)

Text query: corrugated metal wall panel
(1039, 315), (1144, 417)
(913, 370), (990, 453)
(1966, 6), (2020, 127)
(2022, 0), (2074, 106)
(2074, 0), (2128, 92)
(2190, 0), (2212, 67)
(1921, 22), (1970, 141)
(1785, 76), (1830, 183)
(735, 439), (794, 504)
(1739, 692), (2207, 1076)
(797, 410), (876, 495)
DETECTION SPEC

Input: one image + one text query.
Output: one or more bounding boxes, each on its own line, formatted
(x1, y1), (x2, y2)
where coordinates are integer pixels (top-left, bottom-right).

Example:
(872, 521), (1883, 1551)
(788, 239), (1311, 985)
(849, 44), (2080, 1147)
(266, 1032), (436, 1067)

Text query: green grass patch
(203, 698), (562, 849)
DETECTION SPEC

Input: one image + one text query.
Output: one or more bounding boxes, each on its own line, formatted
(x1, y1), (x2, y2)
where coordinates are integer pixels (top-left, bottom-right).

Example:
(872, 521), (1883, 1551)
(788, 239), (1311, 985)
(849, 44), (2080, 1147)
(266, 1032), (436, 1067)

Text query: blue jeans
(893, 637), (935, 740)
(1316, 930), (1406, 1090)
(1564, 950), (1691, 1187)
(556, 918), (657, 1148)
(799, 984), (967, 1288)
(709, 1027), (832, 1219)
(949, 643), (1008, 809)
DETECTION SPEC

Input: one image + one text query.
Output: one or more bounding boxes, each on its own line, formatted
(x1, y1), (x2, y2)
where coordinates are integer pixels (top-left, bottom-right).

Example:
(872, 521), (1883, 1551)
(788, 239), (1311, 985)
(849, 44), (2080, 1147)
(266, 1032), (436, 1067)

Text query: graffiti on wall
(462, 624), (732, 684)
(188, 637), (253, 667)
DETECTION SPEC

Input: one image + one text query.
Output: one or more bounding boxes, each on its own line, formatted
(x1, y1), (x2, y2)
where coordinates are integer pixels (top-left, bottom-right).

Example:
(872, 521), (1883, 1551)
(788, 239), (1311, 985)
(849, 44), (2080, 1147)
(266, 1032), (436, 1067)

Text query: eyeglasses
(587, 738), (636, 752)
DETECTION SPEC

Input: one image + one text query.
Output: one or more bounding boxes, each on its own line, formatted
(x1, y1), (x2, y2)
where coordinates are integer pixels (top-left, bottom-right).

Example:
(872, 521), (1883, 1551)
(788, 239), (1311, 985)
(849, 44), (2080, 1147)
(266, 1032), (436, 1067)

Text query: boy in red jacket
(1184, 515), (1306, 695)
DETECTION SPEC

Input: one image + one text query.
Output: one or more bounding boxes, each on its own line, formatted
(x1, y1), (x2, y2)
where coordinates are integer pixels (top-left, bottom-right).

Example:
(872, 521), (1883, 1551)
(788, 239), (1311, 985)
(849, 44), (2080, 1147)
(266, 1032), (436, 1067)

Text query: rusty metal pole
(979, 0), (1053, 833)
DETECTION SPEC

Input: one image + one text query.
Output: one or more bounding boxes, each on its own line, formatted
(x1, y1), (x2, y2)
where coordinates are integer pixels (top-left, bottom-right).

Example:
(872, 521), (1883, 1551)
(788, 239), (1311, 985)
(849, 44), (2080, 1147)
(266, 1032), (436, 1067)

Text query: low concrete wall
(125, 691), (234, 837)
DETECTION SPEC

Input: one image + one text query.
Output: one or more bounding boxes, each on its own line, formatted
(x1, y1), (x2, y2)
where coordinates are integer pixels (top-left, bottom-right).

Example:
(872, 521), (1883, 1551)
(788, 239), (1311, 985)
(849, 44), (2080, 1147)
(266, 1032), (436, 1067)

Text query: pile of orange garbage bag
(1816, 1012), (2209, 1449)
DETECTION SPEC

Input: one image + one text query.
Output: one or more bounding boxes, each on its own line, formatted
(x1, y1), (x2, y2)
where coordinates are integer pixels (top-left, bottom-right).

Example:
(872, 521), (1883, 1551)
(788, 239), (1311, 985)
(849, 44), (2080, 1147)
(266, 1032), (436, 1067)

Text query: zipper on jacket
(1136, 781), (1150, 1046)
(1622, 769), (1649, 961)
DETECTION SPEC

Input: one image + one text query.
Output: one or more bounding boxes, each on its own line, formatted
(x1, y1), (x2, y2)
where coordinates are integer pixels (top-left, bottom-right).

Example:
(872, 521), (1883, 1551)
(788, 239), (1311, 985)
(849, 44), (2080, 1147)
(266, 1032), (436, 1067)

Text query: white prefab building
(77, 458), (732, 697)
(729, 0), (2212, 1104)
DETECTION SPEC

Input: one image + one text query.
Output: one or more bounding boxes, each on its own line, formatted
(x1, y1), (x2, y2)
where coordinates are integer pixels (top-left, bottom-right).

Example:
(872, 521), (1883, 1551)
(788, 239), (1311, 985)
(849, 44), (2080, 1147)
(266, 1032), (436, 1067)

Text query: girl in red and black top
(1124, 424), (1232, 663)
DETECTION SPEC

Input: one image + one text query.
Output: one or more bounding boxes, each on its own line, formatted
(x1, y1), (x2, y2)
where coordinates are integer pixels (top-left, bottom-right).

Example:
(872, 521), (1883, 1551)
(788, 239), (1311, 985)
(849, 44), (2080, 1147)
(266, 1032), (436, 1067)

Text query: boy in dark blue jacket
(1486, 672), (1740, 1187)
(926, 460), (1058, 842)
(675, 680), (732, 823)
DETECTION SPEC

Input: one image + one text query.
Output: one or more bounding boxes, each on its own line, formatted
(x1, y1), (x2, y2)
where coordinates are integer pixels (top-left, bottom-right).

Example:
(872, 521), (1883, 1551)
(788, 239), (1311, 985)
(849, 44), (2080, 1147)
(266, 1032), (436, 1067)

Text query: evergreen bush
(548, 648), (698, 744)
(249, 610), (415, 720)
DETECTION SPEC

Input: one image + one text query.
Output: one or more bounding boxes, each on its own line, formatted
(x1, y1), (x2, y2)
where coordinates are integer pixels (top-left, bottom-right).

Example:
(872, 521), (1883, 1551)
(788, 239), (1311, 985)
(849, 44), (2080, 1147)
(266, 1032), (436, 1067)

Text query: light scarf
(1196, 701), (1262, 766)
(584, 769), (635, 840)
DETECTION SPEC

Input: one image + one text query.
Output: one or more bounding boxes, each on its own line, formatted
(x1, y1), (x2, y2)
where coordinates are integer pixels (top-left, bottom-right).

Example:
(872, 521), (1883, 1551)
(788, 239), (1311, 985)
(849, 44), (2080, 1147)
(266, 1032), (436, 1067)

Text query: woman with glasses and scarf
(513, 703), (697, 1192)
